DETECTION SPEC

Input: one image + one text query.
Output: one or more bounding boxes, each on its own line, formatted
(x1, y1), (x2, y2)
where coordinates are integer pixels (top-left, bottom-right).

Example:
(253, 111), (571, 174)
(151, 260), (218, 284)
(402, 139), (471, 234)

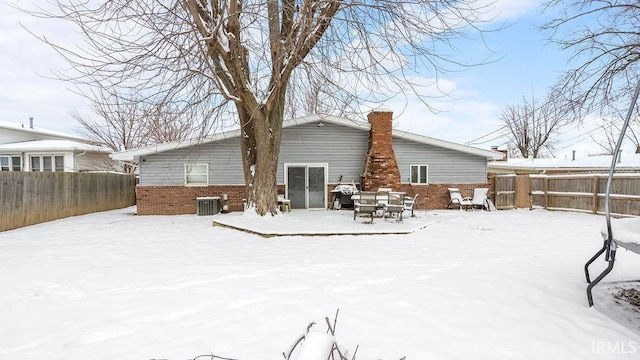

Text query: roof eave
(392, 129), (504, 160)
(111, 128), (243, 161)
(0, 124), (93, 143)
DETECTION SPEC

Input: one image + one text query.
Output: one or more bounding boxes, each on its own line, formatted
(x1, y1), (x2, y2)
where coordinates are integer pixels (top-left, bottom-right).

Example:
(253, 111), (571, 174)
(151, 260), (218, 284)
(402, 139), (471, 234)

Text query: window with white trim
(410, 164), (428, 184)
(185, 163), (208, 186)
(30, 155), (65, 172)
(1, 155), (21, 171)
(55, 156), (64, 171)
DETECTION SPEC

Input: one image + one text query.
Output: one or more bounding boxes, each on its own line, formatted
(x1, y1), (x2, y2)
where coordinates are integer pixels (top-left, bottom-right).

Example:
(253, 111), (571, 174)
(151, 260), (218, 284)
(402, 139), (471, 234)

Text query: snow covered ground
(0, 207), (639, 360)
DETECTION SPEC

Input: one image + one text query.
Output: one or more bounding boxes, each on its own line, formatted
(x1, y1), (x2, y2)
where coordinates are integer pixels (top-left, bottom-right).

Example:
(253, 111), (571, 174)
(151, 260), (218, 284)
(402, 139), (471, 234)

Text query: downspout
(74, 151), (87, 172)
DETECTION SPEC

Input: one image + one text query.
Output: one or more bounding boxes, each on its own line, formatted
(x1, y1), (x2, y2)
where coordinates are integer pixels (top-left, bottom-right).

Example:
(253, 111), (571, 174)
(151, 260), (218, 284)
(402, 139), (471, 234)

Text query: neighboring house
(113, 110), (503, 214)
(488, 152), (640, 175)
(0, 119), (114, 172)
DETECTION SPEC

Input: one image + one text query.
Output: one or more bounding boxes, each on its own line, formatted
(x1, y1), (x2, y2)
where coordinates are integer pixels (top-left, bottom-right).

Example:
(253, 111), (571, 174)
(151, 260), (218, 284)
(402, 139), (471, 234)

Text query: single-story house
(0, 119), (114, 172)
(113, 110), (504, 214)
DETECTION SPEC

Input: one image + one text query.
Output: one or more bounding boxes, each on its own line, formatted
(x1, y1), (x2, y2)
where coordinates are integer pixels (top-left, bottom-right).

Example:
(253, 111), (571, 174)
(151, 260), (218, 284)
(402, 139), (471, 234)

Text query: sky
(0, 1), (625, 158)
(1, 206), (639, 359)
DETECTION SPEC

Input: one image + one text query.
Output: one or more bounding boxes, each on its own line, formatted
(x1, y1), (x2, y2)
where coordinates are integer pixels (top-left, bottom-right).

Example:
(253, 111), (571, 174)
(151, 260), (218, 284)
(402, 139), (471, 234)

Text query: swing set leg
(584, 240), (608, 283)
(586, 249), (617, 307)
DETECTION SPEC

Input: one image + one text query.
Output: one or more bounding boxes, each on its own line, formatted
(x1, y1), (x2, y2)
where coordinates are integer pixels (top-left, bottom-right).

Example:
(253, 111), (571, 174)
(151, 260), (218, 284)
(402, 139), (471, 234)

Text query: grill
(331, 184), (357, 209)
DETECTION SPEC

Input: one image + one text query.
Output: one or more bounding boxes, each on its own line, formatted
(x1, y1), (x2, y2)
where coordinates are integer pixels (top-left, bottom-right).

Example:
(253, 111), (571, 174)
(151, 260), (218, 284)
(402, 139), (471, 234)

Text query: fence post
(592, 176), (599, 214)
(515, 175), (531, 208)
(543, 176), (549, 210)
(488, 174), (495, 204)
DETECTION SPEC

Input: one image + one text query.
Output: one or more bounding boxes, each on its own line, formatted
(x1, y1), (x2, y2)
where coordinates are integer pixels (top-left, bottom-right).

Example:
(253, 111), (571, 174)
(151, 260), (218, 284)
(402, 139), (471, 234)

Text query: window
(30, 156), (40, 172)
(12, 156), (21, 171)
(43, 156), (52, 172)
(1, 155), (22, 171)
(185, 163), (208, 186)
(55, 156), (64, 172)
(410, 165), (428, 184)
(30, 155), (65, 172)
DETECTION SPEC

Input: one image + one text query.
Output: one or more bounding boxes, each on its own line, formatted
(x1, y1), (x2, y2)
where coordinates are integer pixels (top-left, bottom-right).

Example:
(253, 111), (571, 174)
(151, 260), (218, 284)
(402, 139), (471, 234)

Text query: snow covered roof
(489, 153), (640, 172)
(112, 113), (503, 161)
(0, 120), (91, 143)
(0, 140), (112, 153)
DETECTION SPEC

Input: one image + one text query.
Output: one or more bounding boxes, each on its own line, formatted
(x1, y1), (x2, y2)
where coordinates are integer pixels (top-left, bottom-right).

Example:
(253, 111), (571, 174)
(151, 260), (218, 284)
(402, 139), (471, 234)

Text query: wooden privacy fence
(491, 173), (640, 216)
(0, 172), (136, 232)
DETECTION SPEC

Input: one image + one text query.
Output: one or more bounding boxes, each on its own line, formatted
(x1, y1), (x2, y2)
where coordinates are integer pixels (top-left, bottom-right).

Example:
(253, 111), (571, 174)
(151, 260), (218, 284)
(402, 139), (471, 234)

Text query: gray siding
(393, 136), (488, 184)
(139, 137), (244, 186)
(138, 120), (487, 186)
(279, 121), (368, 184)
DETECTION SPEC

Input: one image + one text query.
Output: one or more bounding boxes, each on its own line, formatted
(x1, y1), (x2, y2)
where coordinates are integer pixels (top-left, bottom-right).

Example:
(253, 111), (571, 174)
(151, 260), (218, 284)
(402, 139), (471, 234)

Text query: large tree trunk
(237, 99), (285, 216)
(183, 0), (339, 216)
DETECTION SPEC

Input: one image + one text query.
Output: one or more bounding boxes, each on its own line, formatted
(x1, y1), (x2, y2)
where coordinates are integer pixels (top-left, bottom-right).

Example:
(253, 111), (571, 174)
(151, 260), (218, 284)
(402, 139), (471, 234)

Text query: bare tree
(71, 88), (208, 172)
(591, 120), (619, 156)
(143, 103), (209, 144)
(24, 0), (493, 215)
(500, 95), (574, 158)
(591, 114), (640, 155)
(543, 1), (640, 116)
(284, 64), (357, 119)
(72, 90), (147, 153)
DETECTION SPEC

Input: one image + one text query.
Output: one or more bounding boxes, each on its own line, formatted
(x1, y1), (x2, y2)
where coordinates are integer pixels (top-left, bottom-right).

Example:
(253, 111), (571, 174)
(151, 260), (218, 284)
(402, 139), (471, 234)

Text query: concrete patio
(211, 208), (449, 237)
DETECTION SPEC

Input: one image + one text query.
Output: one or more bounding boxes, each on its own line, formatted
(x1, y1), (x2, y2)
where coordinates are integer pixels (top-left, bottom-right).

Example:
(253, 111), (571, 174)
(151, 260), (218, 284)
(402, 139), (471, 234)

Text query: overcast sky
(0, 1), (624, 157)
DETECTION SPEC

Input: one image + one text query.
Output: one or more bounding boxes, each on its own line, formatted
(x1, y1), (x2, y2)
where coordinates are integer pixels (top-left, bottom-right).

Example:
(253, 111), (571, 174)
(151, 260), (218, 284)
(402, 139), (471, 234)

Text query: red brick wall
(403, 184), (491, 209)
(324, 184), (465, 211)
(327, 182), (491, 211)
(398, 183), (491, 210)
(136, 184), (290, 215)
(137, 182), (491, 214)
(136, 185), (247, 215)
(362, 110), (402, 191)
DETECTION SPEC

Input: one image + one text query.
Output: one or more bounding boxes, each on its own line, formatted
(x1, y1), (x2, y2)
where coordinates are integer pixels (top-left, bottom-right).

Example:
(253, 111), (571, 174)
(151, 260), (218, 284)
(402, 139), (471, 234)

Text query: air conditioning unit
(196, 197), (220, 216)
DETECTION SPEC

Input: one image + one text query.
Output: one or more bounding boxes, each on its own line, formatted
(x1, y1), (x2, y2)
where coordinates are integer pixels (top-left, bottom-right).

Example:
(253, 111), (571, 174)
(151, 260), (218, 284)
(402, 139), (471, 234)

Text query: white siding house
(0, 120), (114, 172)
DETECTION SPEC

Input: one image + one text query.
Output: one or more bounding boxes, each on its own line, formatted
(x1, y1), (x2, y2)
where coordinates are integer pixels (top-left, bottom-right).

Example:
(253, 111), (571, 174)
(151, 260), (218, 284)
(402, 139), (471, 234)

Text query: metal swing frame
(584, 81), (640, 307)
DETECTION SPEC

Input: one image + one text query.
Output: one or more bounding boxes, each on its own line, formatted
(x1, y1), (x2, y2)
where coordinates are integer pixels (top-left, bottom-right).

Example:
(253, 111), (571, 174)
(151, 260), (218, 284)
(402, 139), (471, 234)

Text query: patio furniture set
(446, 187), (493, 211)
(352, 188), (419, 223)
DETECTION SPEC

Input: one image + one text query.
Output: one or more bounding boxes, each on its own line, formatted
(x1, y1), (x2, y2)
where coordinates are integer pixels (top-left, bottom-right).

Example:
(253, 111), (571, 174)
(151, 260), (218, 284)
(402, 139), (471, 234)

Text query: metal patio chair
(384, 191), (406, 221)
(353, 191), (378, 223)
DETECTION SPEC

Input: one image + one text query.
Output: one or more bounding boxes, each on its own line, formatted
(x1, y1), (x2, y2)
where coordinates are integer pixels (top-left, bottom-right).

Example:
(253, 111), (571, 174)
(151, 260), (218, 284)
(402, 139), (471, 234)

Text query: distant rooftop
(0, 120), (91, 143)
(489, 152), (640, 172)
(0, 139), (111, 153)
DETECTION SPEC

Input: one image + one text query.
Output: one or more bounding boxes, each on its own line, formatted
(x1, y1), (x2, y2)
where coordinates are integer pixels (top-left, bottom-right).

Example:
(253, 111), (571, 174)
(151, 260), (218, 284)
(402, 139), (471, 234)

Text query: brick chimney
(491, 145), (508, 161)
(362, 109), (401, 191)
